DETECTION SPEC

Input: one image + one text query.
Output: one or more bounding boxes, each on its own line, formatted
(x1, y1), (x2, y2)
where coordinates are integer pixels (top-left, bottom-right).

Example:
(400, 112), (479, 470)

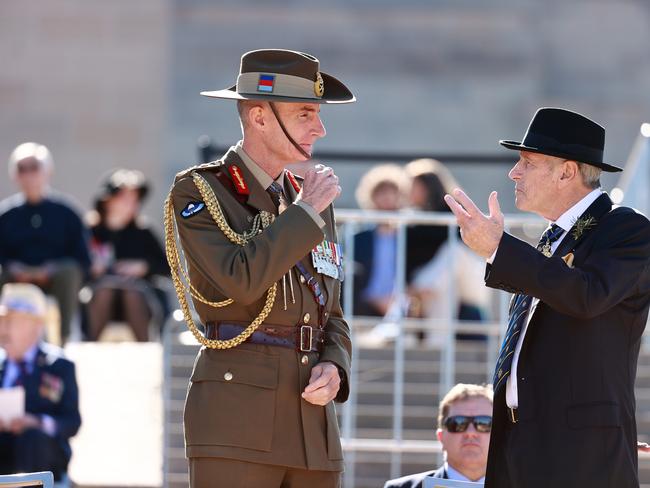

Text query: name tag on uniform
(311, 240), (344, 281)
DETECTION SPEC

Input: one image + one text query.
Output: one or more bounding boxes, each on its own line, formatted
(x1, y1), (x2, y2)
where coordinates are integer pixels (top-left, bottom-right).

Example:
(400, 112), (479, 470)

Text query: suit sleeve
(486, 210), (650, 319)
(172, 175), (325, 305)
(51, 360), (82, 440)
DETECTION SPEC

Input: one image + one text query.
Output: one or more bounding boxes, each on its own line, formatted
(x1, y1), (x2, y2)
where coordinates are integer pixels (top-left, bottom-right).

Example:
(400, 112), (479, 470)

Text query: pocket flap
(191, 348), (279, 390)
(567, 402), (620, 428)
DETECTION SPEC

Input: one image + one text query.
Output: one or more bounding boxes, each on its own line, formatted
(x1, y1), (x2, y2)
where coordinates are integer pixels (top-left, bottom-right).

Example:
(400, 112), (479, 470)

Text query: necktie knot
(536, 224), (564, 255)
(267, 182), (287, 212)
(267, 182), (283, 195)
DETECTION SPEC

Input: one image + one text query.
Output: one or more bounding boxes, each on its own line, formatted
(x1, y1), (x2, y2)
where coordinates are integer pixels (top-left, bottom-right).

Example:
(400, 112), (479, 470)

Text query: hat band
(237, 72), (321, 100)
(523, 132), (603, 164)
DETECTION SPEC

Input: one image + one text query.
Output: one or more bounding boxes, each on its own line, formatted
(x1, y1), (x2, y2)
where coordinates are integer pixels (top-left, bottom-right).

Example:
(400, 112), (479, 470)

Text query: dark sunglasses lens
(17, 164), (40, 174)
(473, 416), (493, 432)
(445, 416), (469, 433)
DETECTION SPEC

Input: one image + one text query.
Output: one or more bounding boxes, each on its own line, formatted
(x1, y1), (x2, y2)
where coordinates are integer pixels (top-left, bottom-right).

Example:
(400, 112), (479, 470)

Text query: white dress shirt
(505, 188), (602, 408)
(2, 343), (58, 436)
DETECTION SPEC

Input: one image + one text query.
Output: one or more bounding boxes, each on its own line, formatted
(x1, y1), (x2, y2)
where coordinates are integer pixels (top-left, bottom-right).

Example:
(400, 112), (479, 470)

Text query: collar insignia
(228, 165), (250, 195)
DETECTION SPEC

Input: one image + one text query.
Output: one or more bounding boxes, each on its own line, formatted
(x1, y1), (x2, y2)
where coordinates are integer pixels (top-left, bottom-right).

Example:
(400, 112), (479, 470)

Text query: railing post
(341, 221), (358, 488)
(390, 222), (408, 480)
(442, 224), (458, 397)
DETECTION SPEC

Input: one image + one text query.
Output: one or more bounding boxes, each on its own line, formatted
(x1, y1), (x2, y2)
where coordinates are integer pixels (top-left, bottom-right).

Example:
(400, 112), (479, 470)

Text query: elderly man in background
(0, 283), (81, 481)
(0, 143), (91, 342)
(384, 383), (492, 488)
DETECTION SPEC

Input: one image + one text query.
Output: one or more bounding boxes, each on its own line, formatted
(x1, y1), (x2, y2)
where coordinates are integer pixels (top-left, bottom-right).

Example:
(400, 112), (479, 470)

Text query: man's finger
(488, 191), (502, 219)
(452, 189), (482, 217)
(305, 371), (330, 393)
(444, 194), (471, 220)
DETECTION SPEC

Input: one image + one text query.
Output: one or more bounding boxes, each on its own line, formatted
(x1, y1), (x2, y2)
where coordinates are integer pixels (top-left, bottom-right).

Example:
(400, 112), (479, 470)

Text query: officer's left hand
(302, 361), (340, 406)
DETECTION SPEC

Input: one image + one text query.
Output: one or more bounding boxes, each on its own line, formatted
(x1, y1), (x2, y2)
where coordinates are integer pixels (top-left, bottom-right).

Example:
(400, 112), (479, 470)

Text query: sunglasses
(17, 163), (42, 174)
(443, 415), (492, 433)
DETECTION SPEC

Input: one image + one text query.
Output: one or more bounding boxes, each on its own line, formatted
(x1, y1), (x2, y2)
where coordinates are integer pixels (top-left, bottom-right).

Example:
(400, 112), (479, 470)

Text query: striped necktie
(493, 224), (564, 391)
(13, 360), (29, 387)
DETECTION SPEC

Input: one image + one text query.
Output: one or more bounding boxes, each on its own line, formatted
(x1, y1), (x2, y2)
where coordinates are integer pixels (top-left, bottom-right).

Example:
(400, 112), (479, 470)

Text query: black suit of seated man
(384, 384), (492, 488)
(0, 283), (81, 481)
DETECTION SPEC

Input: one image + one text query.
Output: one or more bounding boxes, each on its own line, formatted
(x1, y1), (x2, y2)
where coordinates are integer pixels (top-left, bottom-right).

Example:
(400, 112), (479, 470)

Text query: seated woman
(405, 159), (490, 342)
(84, 169), (169, 342)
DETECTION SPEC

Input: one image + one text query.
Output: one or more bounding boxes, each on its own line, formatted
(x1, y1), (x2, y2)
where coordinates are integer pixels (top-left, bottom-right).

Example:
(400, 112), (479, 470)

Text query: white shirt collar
(553, 188), (603, 232)
(444, 462), (486, 483)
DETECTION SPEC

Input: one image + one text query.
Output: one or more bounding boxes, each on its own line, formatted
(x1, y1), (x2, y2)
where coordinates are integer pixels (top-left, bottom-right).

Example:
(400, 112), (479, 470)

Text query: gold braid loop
(164, 171), (277, 349)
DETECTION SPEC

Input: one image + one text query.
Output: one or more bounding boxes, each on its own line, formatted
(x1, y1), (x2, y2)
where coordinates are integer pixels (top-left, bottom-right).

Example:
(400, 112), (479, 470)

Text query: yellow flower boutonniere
(571, 215), (597, 240)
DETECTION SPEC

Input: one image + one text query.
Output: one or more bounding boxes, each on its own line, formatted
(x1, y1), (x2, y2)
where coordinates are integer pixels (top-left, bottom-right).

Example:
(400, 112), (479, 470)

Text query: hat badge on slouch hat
(200, 49), (355, 105)
(499, 107), (623, 172)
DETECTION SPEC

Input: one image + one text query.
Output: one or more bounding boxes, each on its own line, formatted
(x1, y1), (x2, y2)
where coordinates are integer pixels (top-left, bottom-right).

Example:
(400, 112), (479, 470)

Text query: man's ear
(558, 159), (579, 187)
(247, 103), (268, 131)
(436, 428), (444, 443)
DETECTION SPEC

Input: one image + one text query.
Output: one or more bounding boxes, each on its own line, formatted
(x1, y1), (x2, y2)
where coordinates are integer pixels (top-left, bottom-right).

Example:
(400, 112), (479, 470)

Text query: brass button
(224, 371), (233, 381)
(303, 313), (310, 324)
(301, 355), (309, 365)
(300, 275), (306, 284)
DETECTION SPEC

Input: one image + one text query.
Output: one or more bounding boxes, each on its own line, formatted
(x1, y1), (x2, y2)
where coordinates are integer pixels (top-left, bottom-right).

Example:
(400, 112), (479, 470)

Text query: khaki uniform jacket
(171, 148), (352, 472)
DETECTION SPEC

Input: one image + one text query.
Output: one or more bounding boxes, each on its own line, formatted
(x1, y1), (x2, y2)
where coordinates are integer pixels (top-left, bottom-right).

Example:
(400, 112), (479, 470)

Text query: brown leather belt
(204, 322), (325, 353)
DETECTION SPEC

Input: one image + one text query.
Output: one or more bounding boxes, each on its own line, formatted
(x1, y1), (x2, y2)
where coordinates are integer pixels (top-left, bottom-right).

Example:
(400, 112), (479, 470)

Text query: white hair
(578, 162), (601, 189)
(8, 142), (54, 177)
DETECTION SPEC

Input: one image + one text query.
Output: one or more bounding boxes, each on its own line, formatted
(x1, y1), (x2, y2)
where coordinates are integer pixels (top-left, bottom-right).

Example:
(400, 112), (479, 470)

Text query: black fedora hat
(201, 49), (355, 105)
(499, 107), (622, 172)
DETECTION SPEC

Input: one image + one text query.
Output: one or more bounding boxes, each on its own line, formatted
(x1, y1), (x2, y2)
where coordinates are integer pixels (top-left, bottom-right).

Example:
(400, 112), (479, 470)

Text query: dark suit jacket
(383, 465), (446, 488)
(485, 194), (650, 488)
(0, 343), (81, 462)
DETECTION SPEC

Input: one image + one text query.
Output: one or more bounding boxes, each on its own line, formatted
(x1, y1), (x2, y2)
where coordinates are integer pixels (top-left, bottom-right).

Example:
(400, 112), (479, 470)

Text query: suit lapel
(554, 192), (613, 258)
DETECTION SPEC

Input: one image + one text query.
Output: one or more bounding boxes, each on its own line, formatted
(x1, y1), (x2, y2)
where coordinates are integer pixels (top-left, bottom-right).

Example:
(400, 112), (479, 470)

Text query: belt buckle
(300, 325), (313, 352)
(509, 407), (518, 424)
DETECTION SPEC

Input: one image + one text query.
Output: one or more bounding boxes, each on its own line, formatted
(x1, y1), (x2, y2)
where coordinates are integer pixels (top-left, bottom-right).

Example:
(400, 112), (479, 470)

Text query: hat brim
(200, 72), (355, 104)
(499, 140), (623, 173)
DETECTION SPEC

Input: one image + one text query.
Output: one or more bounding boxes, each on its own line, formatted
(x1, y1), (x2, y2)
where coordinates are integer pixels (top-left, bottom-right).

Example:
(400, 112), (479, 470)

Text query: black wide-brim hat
(499, 107), (622, 172)
(200, 49), (355, 104)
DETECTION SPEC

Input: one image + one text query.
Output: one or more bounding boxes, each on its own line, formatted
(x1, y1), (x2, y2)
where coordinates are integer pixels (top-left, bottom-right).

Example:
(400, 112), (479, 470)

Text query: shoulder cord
(164, 171), (277, 349)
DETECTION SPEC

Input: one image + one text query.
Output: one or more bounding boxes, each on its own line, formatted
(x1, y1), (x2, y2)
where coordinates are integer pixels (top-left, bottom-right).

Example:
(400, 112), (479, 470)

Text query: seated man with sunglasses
(384, 383), (493, 488)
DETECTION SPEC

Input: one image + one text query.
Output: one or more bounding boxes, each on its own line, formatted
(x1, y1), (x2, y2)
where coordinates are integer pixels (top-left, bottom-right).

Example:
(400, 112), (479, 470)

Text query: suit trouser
(189, 457), (341, 488)
(0, 429), (68, 480)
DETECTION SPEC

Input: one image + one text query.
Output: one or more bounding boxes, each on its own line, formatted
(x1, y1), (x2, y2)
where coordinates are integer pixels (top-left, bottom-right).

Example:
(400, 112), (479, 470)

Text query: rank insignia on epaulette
(286, 170), (301, 193)
(228, 165), (250, 195)
(181, 202), (205, 218)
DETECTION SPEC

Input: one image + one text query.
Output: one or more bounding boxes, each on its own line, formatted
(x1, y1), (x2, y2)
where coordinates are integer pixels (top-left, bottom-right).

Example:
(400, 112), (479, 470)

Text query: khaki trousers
(189, 458), (341, 488)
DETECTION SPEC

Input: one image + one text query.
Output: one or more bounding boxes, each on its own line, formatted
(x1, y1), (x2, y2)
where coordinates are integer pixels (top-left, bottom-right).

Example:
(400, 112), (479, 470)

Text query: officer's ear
(246, 103), (268, 132)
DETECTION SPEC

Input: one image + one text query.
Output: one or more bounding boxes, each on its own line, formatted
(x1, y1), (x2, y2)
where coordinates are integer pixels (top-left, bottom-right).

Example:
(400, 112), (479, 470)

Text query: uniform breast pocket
(184, 348), (279, 452)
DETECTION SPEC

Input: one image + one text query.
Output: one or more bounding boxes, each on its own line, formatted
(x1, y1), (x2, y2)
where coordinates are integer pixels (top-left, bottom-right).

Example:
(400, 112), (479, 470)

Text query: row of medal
(311, 240), (344, 281)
